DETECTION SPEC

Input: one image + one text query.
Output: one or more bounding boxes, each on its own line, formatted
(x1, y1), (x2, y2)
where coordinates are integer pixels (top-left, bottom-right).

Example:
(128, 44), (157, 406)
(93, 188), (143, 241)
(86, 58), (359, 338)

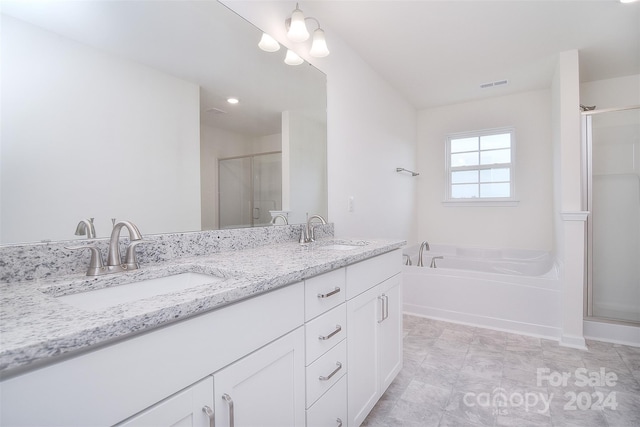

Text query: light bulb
(309, 28), (330, 58)
(287, 7), (309, 42)
(284, 49), (304, 66)
(258, 33), (280, 52)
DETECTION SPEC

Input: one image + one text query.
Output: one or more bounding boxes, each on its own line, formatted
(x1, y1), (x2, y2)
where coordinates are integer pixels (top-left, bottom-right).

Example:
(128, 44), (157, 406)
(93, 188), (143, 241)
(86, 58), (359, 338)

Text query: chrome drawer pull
(222, 393), (234, 427)
(318, 325), (342, 341)
(317, 287), (341, 299)
(377, 295), (385, 323)
(202, 405), (215, 427)
(383, 294), (389, 321)
(319, 362), (342, 381)
(336, 418), (343, 427)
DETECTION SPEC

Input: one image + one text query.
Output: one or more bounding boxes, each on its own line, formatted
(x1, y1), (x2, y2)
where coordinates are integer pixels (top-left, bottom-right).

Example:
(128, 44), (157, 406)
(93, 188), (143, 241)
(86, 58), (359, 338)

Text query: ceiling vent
(480, 79), (508, 89)
(205, 107), (227, 115)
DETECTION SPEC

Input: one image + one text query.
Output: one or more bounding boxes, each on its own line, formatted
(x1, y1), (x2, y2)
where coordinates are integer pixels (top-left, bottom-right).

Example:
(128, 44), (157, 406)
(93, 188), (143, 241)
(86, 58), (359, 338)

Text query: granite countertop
(0, 238), (404, 375)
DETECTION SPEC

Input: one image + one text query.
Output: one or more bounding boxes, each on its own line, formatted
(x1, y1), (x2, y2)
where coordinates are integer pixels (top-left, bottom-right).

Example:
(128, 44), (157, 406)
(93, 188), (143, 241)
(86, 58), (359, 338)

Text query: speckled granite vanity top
(0, 238), (404, 374)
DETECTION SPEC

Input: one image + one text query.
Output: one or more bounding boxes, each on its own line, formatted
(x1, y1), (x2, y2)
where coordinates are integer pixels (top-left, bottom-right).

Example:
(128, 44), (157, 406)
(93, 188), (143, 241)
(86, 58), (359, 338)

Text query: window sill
(442, 199), (519, 207)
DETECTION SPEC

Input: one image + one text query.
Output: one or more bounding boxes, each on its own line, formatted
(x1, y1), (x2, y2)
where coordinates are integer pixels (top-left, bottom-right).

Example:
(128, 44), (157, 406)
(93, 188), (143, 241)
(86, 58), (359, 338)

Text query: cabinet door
(117, 377), (214, 427)
(346, 285), (380, 427)
(214, 327), (305, 427)
(378, 274), (403, 393)
(306, 375), (347, 427)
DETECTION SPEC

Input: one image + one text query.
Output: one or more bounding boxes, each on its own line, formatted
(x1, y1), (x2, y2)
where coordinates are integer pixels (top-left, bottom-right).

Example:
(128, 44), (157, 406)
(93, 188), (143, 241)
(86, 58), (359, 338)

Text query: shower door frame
(582, 105), (640, 325)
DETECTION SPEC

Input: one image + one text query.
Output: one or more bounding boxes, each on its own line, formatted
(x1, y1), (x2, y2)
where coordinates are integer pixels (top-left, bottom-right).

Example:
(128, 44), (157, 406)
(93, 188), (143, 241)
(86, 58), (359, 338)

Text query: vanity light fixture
(227, 97), (239, 104)
(286, 3), (309, 42)
(258, 33), (280, 52)
(257, 2), (329, 64)
(284, 49), (304, 66)
(285, 3), (330, 58)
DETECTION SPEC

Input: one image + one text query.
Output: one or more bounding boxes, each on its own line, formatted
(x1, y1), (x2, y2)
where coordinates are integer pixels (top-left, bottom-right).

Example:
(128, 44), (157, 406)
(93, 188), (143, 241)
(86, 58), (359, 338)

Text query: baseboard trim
(584, 319), (640, 347)
(403, 304), (561, 341)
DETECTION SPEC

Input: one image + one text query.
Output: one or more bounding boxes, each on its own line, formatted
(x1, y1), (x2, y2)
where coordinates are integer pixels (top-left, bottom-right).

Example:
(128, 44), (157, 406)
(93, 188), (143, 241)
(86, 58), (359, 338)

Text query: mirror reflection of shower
(583, 105), (640, 324)
(218, 153), (282, 229)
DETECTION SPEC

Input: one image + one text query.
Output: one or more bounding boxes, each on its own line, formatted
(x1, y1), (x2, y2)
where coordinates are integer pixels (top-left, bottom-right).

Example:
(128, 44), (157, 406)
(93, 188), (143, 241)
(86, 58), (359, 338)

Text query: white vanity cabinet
(0, 247), (403, 427)
(213, 327), (305, 427)
(0, 284), (304, 427)
(118, 377), (215, 427)
(346, 249), (403, 427)
(303, 268), (348, 427)
(118, 328), (305, 427)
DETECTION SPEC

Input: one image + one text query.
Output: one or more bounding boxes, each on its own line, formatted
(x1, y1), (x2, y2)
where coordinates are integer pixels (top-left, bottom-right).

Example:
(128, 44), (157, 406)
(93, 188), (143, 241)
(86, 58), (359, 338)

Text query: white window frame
(443, 127), (518, 207)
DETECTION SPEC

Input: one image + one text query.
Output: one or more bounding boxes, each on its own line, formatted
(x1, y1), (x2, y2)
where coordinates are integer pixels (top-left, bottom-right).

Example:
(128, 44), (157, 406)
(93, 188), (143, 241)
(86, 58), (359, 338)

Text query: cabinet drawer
(305, 304), (346, 365)
(306, 375), (347, 427)
(305, 268), (346, 320)
(306, 339), (347, 407)
(346, 249), (402, 299)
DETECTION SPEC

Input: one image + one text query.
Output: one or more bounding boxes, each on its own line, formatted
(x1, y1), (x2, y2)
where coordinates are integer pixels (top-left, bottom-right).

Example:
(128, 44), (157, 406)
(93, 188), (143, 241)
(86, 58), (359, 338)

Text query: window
(445, 128), (517, 206)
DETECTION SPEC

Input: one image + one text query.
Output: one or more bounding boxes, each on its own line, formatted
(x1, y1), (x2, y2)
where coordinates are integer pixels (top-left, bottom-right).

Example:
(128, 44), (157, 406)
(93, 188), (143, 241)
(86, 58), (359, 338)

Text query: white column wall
(552, 50), (587, 349)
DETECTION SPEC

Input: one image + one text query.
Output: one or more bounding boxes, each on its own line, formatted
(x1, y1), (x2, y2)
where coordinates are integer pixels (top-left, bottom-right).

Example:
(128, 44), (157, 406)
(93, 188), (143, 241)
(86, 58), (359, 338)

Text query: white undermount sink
(55, 272), (221, 311)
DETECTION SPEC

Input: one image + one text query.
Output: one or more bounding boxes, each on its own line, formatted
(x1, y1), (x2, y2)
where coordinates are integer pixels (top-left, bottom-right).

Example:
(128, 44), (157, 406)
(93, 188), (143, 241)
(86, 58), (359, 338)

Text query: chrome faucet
(417, 241), (430, 267)
(107, 220), (143, 272)
(66, 220), (143, 276)
(301, 214), (327, 243)
(270, 214), (289, 225)
(74, 218), (96, 239)
(430, 256), (444, 268)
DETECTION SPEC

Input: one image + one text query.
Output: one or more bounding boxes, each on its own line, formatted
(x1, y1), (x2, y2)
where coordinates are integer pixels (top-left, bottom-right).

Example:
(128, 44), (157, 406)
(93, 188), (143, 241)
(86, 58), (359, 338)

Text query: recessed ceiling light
(227, 97), (239, 104)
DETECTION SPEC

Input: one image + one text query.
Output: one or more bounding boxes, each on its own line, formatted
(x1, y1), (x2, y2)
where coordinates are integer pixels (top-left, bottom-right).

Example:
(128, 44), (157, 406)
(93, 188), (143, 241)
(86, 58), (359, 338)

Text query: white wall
(222, 1), (417, 242)
(1, 15), (201, 243)
(416, 90), (554, 250)
(581, 74), (640, 109)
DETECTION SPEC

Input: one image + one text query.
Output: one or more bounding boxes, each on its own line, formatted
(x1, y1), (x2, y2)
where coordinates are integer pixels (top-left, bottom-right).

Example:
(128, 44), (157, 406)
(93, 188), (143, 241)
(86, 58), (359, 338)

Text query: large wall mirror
(0, 0), (327, 245)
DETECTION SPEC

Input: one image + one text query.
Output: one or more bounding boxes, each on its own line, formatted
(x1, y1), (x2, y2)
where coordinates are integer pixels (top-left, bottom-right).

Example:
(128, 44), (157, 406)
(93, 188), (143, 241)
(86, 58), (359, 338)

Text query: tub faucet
(417, 241), (430, 267)
(301, 214), (327, 243)
(107, 220), (143, 273)
(403, 254), (412, 266)
(430, 256), (444, 268)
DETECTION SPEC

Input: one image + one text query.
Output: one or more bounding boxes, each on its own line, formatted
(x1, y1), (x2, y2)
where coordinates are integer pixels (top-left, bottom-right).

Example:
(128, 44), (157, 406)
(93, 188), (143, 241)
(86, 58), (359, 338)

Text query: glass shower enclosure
(583, 106), (640, 324)
(218, 152), (282, 229)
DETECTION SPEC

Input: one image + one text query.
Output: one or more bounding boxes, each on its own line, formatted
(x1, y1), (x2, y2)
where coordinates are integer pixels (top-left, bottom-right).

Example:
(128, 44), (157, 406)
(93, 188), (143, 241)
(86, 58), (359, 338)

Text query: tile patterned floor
(363, 315), (640, 427)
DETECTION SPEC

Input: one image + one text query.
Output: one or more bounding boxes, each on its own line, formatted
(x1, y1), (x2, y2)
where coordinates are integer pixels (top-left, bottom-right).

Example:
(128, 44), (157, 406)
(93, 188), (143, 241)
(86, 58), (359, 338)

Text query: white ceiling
(3, 0), (638, 119)
(305, 0), (640, 109)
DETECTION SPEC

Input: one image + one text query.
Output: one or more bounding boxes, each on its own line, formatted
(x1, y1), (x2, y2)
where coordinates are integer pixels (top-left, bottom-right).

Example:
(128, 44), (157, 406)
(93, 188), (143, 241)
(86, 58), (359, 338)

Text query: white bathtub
(403, 244), (562, 338)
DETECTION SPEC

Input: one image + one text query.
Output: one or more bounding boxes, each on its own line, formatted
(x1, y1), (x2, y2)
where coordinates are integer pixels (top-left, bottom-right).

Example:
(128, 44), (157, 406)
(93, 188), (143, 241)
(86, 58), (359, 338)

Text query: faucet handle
(123, 240), (146, 270)
(65, 245), (105, 276)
